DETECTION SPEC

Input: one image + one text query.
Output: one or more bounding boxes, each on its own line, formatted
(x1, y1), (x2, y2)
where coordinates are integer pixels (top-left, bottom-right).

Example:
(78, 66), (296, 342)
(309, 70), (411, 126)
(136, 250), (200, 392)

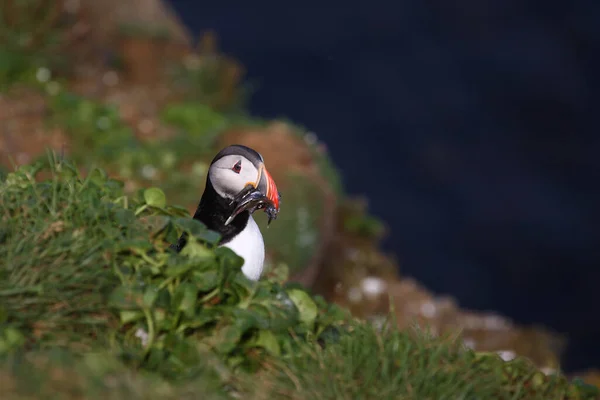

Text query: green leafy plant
(0, 157), (351, 381)
(0, 158), (597, 399)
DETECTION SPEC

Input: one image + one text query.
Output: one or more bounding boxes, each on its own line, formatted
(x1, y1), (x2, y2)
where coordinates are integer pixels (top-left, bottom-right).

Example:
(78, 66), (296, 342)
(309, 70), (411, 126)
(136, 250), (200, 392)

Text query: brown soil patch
(0, 87), (69, 169)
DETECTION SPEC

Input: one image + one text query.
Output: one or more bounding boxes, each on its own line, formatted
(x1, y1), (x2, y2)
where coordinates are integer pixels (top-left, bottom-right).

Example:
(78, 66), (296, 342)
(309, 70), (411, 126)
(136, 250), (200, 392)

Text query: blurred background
(167, 0), (599, 372)
(0, 0), (598, 378)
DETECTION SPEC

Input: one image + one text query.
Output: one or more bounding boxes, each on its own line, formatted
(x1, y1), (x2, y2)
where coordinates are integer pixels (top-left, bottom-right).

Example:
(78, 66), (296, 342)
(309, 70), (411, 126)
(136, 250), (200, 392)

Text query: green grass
(0, 348), (230, 400)
(0, 158), (597, 399)
(244, 322), (599, 400)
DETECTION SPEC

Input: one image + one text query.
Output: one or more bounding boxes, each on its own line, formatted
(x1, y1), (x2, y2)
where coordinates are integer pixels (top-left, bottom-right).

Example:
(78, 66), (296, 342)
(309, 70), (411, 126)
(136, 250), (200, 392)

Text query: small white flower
(463, 338), (476, 350)
(541, 367), (557, 376)
(497, 350), (516, 362)
(361, 276), (387, 297)
(36, 67), (51, 83)
(141, 164), (157, 180)
(96, 116), (111, 130)
(420, 301), (437, 318)
(135, 328), (149, 346)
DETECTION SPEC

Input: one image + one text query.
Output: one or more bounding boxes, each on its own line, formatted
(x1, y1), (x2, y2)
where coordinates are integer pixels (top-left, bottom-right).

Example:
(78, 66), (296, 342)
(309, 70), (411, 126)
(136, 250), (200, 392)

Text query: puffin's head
(208, 144), (281, 225)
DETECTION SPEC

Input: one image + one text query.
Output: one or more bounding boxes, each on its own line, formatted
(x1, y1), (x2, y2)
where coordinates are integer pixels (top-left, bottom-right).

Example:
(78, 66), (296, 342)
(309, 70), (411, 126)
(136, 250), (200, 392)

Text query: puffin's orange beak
(226, 161), (282, 226)
(256, 164), (280, 212)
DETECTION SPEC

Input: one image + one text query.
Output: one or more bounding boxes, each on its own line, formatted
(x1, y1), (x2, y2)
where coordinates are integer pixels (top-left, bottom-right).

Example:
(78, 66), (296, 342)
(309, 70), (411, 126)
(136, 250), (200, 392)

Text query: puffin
(170, 144), (281, 281)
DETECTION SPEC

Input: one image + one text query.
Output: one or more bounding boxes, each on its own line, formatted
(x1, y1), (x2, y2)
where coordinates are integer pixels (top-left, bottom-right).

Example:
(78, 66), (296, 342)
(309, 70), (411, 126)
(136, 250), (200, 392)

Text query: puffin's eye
(232, 160), (242, 174)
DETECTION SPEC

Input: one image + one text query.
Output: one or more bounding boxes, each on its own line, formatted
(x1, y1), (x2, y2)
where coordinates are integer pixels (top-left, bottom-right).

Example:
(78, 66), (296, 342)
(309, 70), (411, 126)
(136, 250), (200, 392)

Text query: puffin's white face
(209, 154), (261, 199)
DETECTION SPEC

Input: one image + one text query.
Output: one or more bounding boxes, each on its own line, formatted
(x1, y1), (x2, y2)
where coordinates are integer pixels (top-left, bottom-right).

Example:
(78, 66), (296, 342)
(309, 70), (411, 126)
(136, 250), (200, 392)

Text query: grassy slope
(0, 161), (597, 400)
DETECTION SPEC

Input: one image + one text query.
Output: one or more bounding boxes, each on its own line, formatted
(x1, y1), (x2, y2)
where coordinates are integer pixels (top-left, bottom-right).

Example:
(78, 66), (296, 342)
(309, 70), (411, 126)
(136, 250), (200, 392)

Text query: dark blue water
(167, 0), (600, 372)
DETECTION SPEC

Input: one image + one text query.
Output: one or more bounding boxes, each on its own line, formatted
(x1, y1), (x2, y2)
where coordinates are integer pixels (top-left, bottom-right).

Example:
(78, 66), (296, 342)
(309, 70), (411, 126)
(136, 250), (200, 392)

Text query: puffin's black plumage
(170, 144), (264, 253)
(170, 178), (250, 252)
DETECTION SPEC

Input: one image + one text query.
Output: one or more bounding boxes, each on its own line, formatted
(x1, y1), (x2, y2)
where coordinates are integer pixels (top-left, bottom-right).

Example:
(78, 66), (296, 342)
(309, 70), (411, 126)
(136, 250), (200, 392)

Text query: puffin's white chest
(221, 216), (265, 281)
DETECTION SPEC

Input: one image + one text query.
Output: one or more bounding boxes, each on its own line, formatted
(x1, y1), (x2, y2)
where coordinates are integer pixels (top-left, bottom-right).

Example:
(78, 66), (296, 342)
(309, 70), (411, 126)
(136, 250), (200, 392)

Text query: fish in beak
(225, 162), (281, 226)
